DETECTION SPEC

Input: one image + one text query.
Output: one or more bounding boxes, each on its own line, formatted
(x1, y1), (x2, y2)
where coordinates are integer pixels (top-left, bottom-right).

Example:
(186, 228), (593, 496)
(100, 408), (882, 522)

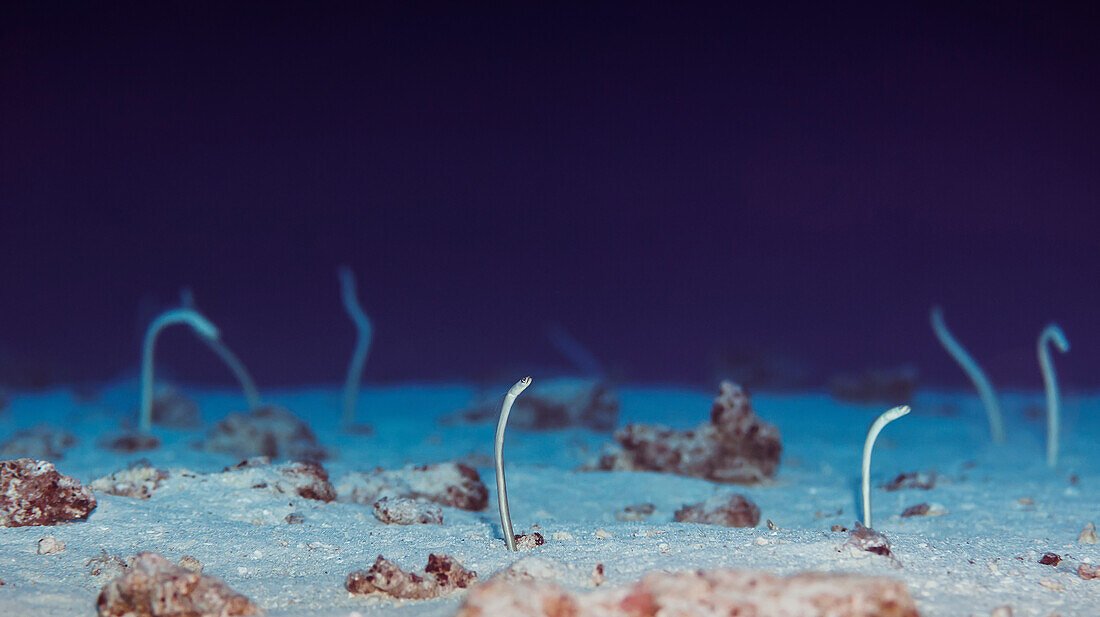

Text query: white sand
(1, 380), (1097, 616)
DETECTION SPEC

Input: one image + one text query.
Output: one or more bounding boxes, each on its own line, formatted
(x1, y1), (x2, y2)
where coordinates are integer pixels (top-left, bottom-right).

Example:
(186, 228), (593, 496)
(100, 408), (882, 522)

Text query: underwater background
(3, 1), (1097, 393)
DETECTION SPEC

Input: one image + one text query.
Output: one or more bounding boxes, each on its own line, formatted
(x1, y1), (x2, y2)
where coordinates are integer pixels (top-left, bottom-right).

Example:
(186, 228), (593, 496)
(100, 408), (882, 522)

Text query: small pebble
(589, 563), (606, 587)
(515, 532), (546, 549)
(37, 536), (65, 555)
(594, 529), (613, 539)
(1038, 577), (1064, 591)
(1078, 522), (1097, 545)
(177, 555), (203, 573)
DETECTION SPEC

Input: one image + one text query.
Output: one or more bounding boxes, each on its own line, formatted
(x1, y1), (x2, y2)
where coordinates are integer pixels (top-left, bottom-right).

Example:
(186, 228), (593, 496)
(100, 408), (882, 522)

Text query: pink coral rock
(674, 494), (761, 527)
(96, 552), (261, 617)
(593, 381), (781, 484)
(455, 569), (918, 617)
(0, 458), (96, 527)
(346, 554), (477, 599)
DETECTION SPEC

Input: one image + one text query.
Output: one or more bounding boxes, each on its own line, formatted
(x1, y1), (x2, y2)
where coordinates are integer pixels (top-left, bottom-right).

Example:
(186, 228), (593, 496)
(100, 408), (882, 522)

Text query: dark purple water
(3, 2), (1097, 390)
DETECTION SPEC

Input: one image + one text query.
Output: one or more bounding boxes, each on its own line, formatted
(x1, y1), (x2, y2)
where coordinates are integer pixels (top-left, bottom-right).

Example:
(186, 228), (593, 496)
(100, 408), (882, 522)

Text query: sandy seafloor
(1, 380), (1097, 617)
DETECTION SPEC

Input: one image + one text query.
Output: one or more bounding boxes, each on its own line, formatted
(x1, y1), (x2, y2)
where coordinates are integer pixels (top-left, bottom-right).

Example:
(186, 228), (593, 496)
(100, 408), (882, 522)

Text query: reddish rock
(591, 381), (781, 484)
(338, 462), (489, 511)
(881, 471), (936, 491)
(96, 552), (261, 616)
(843, 523), (900, 566)
(0, 459), (96, 527)
(674, 494), (760, 528)
(345, 554), (476, 599)
(280, 461), (336, 502)
(515, 532), (546, 549)
(455, 568), (918, 617)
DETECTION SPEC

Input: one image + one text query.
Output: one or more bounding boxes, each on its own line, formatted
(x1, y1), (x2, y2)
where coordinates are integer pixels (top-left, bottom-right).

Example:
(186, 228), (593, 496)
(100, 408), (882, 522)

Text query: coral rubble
(92, 461), (169, 500)
(674, 494), (761, 527)
(842, 523), (901, 566)
(591, 381), (781, 484)
(96, 552), (261, 617)
(221, 457), (336, 502)
(372, 496), (443, 525)
(345, 554), (477, 599)
(0, 458), (96, 527)
(515, 532), (546, 549)
(338, 462), (489, 511)
(881, 471), (937, 491)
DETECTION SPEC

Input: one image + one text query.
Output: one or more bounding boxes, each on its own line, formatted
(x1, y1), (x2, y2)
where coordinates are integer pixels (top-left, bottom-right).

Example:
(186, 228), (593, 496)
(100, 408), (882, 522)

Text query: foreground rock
(454, 568), (918, 617)
(346, 554), (477, 599)
(205, 406), (327, 461)
(338, 462), (489, 511)
(96, 552), (261, 616)
(674, 494), (760, 527)
(1, 459), (96, 527)
(590, 381), (781, 484)
(447, 378), (619, 431)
